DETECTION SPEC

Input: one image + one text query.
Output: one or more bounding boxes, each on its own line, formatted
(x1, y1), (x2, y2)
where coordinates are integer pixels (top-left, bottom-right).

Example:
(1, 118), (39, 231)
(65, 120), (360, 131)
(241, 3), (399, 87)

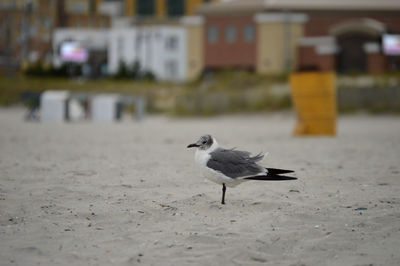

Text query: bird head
(187, 135), (214, 150)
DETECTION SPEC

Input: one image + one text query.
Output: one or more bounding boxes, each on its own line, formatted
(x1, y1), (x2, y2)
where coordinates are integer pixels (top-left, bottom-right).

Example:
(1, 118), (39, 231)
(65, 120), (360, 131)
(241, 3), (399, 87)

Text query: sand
(0, 108), (400, 266)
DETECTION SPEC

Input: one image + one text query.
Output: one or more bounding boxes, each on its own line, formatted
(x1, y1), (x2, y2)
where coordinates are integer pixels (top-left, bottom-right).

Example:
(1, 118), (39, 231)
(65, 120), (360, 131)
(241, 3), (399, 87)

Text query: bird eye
(202, 141), (207, 144)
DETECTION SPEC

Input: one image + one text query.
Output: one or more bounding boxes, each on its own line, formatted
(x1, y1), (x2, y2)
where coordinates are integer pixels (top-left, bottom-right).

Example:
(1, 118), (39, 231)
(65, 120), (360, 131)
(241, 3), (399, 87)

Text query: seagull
(187, 135), (296, 204)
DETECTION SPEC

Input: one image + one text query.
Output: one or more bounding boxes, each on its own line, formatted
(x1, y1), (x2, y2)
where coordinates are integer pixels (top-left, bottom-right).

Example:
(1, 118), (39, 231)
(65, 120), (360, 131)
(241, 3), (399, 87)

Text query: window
(135, 33), (142, 52)
(165, 59), (178, 79)
(167, 0), (184, 17)
(225, 25), (236, 43)
(89, 0), (96, 14)
(24, 0), (35, 11)
(117, 36), (124, 60)
(136, 0), (155, 16)
(165, 35), (178, 50)
(207, 25), (218, 43)
(244, 24), (254, 42)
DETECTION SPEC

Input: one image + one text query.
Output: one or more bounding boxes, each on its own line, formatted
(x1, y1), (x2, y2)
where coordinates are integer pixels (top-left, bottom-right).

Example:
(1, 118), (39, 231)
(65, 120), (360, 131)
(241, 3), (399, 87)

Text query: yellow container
(290, 71), (337, 136)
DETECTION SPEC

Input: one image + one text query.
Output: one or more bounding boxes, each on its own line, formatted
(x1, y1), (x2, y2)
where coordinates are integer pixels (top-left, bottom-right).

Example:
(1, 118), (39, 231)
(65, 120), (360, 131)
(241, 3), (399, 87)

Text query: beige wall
(256, 22), (303, 74)
(186, 24), (204, 80)
(124, 0), (135, 16)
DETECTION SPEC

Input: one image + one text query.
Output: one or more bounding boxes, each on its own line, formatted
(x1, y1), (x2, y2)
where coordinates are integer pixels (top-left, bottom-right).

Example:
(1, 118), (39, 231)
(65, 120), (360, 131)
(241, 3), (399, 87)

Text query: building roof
(197, 0), (400, 15)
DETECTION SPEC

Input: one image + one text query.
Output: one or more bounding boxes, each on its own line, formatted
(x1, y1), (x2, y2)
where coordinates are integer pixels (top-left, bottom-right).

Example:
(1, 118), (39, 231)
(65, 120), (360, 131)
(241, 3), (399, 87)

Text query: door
(337, 33), (376, 73)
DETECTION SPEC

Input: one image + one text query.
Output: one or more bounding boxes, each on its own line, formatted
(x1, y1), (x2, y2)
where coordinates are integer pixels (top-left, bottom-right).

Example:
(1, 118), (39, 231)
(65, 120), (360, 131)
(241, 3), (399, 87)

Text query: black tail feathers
(266, 168), (294, 175)
(245, 168), (296, 181)
(245, 175), (297, 181)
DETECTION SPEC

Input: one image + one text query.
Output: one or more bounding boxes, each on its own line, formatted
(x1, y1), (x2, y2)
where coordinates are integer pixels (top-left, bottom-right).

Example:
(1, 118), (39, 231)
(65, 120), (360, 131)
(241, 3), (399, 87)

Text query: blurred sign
(61, 42), (88, 63)
(383, 34), (400, 55)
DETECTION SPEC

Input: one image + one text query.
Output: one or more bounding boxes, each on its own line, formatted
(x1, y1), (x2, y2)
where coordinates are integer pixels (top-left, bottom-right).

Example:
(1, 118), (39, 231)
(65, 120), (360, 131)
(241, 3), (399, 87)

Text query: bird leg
(221, 183), (226, 204)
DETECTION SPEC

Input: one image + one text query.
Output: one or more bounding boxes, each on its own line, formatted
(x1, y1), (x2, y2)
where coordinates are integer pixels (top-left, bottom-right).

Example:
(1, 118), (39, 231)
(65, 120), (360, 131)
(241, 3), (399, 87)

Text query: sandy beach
(1, 108), (399, 266)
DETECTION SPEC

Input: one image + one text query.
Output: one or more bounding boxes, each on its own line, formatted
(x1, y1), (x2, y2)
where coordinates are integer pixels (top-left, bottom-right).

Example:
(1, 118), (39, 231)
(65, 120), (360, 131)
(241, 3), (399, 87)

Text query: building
(291, 0), (400, 73)
(197, 0), (400, 74)
(51, 15), (203, 82)
(107, 0), (212, 81)
(1, 0), (207, 78)
(198, 0), (306, 74)
(108, 16), (203, 81)
(0, 0), (115, 74)
(0, 0), (64, 71)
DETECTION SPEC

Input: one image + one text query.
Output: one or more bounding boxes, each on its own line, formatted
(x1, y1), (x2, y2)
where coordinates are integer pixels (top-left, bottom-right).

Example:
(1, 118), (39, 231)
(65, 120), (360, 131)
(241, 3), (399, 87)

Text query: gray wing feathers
(207, 148), (265, 179)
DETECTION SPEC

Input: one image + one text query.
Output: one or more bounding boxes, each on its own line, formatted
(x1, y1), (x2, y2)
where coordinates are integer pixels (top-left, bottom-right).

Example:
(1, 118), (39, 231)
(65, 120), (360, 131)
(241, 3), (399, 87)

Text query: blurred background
(0, 0), (400, 119)
(2, 2), (400, 265)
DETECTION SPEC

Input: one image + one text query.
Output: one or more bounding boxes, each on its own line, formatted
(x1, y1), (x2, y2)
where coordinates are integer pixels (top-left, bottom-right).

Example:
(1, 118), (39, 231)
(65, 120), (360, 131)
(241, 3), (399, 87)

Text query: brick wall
(65, 14), (110, 28)
(297, 46), (335, 71)
(299, 11), (400, 73)
(366, 53), (386, 74)
(204, 15), (256, 69)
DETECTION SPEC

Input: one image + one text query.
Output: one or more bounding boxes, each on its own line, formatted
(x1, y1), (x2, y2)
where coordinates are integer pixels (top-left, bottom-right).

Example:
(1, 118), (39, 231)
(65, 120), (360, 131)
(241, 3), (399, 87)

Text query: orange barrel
(290, 71), (336, 136)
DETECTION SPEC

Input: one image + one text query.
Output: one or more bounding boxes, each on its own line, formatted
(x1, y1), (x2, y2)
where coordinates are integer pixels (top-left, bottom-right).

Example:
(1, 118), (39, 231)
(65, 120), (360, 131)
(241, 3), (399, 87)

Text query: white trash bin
(40, 90), (70, 122)
(90, 94), (122, 122)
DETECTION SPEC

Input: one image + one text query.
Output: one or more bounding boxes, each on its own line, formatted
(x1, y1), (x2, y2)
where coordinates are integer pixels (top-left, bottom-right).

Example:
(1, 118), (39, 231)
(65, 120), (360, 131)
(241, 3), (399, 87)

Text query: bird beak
(187, 143), (199, 148)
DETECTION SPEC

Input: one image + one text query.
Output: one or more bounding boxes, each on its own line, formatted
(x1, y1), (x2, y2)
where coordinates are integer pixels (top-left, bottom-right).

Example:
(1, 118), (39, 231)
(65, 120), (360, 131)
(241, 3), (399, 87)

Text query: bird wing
(207, 148), (265, 179)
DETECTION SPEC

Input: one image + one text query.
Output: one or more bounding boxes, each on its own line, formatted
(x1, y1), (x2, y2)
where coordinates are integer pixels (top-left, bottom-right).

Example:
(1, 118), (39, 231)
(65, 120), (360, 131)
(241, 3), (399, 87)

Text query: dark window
(225, 25), (236, 43)
(166, 0), (184, 17)
(207, 25), (218, 43)
(244, 24), (254, 42)
(136, 0), (155, 16)
(89, 0), (96, 14)
(337, 33), (375, 73)
(165, 35), (178, 50)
